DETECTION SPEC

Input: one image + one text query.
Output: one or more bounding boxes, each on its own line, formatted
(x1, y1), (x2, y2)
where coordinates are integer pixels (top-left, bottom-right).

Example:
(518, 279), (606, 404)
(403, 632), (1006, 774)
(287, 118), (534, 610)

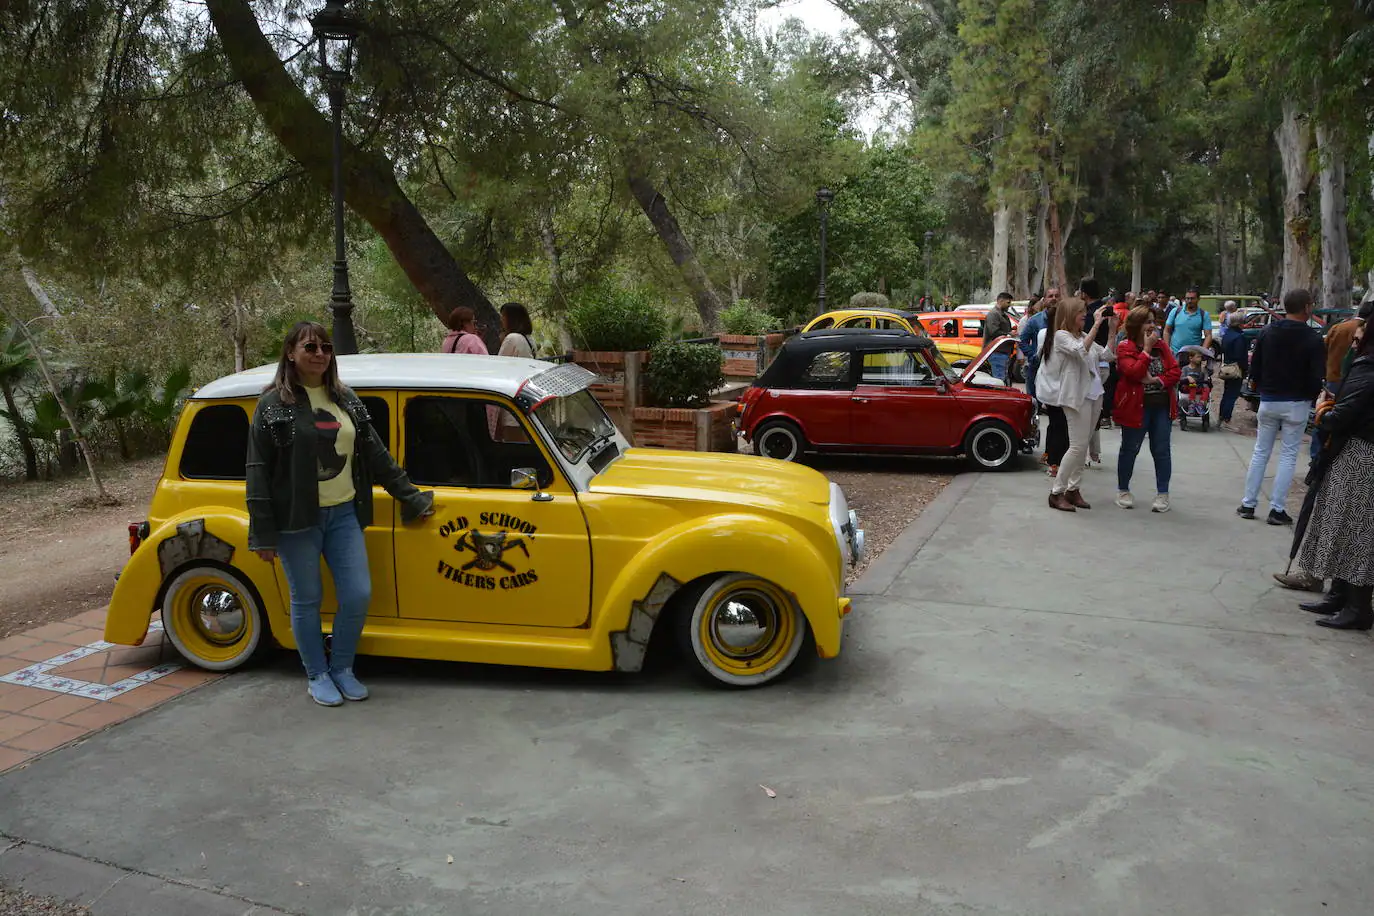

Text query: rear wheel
(675, 573), (808, 688)
(754, 419), (806, 462)
(161, 566), (269, 671)
(964, 420), (1016, 470)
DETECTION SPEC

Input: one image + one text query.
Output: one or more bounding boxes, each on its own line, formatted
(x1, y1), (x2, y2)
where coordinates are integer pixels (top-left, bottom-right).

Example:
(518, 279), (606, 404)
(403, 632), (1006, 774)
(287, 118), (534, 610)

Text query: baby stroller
(1176, 345), (1216, 431)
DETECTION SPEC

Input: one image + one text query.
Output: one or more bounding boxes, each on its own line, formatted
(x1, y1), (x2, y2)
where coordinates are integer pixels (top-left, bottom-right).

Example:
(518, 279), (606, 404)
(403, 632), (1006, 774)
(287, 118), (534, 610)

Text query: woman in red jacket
(1114, 306), (1182, 512)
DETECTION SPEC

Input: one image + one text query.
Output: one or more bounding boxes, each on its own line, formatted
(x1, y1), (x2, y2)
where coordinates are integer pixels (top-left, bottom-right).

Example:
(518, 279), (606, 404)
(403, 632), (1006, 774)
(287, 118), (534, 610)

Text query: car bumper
(1020, 426), (1041, 453)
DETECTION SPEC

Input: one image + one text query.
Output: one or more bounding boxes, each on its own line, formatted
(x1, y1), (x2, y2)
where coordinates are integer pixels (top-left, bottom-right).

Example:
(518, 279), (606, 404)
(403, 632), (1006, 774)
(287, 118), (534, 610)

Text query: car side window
(404, 396), (552, 489)
(860, 350), (934, 387)
(359, 396), (390, 449)
(962, 319), (983, 337)
(798, 351), (853, 389)
(180, 404), (249, 479)
(874, 318), (900, 330)
(842, 317), (873, 329)
(810, 317), (835, 330)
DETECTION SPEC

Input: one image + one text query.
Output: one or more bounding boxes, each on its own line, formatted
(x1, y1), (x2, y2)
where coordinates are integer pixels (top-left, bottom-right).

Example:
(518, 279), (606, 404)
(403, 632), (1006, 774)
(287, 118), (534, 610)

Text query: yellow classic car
(107, 355), (863, 688)
(803, 308), (985, 365)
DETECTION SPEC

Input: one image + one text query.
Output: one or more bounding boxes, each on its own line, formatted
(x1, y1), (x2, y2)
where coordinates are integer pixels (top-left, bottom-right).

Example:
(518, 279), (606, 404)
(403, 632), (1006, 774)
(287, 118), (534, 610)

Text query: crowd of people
(1010, 280), (1374, 633)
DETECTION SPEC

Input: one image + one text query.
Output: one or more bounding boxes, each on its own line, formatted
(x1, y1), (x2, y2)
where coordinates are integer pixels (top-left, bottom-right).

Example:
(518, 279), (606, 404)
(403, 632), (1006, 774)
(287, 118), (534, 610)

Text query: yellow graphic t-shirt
(304, 385), (356, 507)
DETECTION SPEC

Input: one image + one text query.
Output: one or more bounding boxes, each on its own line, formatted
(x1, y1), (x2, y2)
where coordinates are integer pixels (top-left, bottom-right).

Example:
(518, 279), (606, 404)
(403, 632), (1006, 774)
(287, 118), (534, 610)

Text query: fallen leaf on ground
(759, 784), (777, 798)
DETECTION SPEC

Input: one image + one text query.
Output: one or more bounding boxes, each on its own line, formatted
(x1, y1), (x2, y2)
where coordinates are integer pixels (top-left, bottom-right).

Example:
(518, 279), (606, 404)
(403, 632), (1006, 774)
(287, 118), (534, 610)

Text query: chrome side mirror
(511, 467), (553, 502)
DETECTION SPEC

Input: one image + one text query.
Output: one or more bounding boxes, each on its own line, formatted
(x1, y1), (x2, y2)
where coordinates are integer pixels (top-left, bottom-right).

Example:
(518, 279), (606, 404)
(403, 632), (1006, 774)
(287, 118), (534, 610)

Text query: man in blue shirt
(1020, 287), (1059, 402)
(1165, 287), (1214, 353)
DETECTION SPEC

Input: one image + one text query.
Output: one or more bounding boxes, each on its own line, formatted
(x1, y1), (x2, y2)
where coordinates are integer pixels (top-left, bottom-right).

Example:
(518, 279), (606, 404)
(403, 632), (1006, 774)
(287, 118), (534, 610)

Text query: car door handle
(851, 397), (869, 403)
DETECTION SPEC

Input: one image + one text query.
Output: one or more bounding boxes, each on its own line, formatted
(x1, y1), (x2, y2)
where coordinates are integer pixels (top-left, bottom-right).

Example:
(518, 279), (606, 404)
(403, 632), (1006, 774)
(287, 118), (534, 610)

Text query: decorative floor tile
(0, 621), (182, 702)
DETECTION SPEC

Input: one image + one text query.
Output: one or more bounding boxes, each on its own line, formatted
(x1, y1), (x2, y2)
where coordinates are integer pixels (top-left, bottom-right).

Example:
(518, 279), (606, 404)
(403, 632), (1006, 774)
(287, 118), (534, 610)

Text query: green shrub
(568, 284), (667, 351)
(646, 341), (724, 408)
(849, 291), (891, 310)
(720, 300), (773, 336)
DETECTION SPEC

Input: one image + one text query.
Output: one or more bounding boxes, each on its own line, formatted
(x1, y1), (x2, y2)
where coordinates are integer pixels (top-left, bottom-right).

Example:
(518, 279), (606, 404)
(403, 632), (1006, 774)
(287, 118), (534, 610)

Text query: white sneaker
(1116, 491), (1134, 509)
(1152, 494), (1170, 513)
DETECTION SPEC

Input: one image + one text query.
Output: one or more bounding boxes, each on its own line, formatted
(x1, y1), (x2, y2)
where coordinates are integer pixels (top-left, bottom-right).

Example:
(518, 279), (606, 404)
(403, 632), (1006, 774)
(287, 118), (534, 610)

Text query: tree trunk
(20, 265), (62, 319)
(0, 376), (39, 481)
(1031, 188), (1050, 294)
(1047, 201), (1068, 293)
(230, 292), (248, 372)
(624, 162), (723, 332)
(1131, 246), (1143, 294)
(990, 194), (1011, 297)
(1316, 121), (1352, 312)
(1012, 204), (1029, 298)
(1275, 101), (1316, 296)
(536, 207), (574, 351)
(204, 0), (496, 335)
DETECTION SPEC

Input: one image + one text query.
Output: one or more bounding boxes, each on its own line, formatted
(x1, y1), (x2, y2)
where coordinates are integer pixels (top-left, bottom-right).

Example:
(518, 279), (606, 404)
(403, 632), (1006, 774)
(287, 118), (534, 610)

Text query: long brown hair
(267, 321), (347, 405)
(1123, 305), (1154, 350)
(1042, 297), (1085, 365)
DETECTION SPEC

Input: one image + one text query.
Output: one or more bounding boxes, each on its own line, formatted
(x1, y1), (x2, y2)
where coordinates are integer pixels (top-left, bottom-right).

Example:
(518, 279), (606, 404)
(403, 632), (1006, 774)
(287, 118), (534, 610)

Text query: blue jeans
(1242, 400), (1309, 513)
(276, 503), (373, 677)
(1025, 362), (1038, 401)
(988, 352), (1009, 381)
(1117, 405), (1173, 494)
(1220, 379), (1242, 422)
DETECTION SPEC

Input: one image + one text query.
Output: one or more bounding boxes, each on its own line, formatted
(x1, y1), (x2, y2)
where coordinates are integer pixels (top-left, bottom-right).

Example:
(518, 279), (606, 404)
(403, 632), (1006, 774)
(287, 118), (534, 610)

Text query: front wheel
(964, 420), (1017, 470)
(162, 565), (270, 671)
(676, 573), (809, 688)
(754, 419), (807, 462)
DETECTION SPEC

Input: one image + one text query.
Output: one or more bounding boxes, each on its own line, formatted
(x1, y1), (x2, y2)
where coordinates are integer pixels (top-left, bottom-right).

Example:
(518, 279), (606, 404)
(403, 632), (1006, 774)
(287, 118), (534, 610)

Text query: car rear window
(180, 404), (250, 479)
(798, 351), (852, 389)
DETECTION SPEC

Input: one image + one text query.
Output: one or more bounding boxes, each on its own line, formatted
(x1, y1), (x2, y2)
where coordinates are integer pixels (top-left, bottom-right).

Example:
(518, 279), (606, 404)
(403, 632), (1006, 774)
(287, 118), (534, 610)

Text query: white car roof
(191, 353), (551, 401)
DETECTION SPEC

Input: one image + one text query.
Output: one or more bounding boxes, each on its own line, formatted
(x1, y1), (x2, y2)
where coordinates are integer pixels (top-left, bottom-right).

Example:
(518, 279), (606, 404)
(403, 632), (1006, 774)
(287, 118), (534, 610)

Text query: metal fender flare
(598, 514), (841, 671)
(105, 511), (282, 647)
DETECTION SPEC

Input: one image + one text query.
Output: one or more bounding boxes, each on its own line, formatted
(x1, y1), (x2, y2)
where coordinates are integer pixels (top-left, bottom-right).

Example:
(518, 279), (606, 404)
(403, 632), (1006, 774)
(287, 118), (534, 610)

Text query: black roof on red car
(756, 329), (934, 388)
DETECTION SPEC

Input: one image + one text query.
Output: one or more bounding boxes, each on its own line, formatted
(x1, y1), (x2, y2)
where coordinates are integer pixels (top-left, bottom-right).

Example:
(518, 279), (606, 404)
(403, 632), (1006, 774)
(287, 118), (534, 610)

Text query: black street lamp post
(924, 229), (935, 305)
(311, 0), (363, 355)
(816, 187), (835, 314)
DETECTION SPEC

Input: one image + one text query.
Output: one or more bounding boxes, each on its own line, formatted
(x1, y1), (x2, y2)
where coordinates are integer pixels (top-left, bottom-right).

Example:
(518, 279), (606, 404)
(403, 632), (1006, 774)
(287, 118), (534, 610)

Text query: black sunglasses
(302, 342), (334, 355)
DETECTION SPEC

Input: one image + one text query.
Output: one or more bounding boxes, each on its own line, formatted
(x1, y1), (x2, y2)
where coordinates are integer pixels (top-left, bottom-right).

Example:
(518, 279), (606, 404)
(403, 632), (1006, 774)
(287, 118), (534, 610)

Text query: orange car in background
(916, 311), (990, 364)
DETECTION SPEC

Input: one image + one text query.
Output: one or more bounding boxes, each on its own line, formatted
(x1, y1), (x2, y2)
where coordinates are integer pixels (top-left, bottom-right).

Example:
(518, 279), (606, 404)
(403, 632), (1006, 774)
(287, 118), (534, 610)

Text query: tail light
(128, 521), (150, 555)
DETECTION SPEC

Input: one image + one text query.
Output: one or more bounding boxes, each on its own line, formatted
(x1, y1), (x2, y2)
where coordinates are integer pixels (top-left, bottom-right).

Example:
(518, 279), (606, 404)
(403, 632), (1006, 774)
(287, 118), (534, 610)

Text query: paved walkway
(2, 422), (1372, 915)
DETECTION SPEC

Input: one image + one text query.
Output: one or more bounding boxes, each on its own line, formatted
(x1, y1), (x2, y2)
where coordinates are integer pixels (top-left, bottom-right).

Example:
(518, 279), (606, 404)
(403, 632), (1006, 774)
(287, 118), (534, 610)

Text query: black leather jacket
(1319, 355), (1374, 445)
(245, 385), (433, 551)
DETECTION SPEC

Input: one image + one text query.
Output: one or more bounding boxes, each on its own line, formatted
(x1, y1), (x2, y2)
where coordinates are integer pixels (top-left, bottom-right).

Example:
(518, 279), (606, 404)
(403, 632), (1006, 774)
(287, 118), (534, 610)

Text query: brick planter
(632, 402), (739, 452)
(572, 350), (647, 410)
(718, 334), (787, 382)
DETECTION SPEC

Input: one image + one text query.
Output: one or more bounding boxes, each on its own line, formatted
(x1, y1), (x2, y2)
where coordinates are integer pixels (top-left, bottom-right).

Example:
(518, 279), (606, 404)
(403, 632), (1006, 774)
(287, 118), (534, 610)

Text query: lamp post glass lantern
(310, 0), (363, 355)
(816, 187), (835, 315)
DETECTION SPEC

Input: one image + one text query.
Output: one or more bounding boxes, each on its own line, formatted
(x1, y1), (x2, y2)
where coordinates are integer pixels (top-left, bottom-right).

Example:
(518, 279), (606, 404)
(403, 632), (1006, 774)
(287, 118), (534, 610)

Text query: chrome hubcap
(192, 586), (246, 644)
(711, 591), (777, 657)
(976, 431), (1009, 463)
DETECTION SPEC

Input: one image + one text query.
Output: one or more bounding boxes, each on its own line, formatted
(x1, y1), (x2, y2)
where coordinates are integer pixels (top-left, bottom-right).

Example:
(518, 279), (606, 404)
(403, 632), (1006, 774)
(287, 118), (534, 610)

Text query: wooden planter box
(718, 334), (788, 381)
(572, 350), (647, 410)
(632, 402), (738, 452)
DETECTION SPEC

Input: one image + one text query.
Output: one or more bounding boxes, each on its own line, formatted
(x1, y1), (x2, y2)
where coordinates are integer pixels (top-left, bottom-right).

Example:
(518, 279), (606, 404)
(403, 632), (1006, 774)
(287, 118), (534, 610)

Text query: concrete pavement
(2, 422), (1372, 915)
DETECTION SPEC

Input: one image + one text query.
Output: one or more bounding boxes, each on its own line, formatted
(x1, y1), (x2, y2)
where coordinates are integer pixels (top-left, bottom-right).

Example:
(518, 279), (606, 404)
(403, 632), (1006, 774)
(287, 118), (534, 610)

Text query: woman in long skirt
(1299, 326), (1374, 630)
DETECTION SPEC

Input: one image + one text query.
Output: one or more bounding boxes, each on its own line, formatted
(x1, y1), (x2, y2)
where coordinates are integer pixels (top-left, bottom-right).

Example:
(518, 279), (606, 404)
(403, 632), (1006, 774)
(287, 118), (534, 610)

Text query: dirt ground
(0, 458), (162, 639)
(0, 450), (951, 639)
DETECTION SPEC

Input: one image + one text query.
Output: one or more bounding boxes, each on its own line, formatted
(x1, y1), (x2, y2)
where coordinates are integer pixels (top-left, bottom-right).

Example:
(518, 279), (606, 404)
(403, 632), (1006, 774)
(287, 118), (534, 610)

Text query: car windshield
(533, 389), (618, 463)
(927, 348), (961, 381)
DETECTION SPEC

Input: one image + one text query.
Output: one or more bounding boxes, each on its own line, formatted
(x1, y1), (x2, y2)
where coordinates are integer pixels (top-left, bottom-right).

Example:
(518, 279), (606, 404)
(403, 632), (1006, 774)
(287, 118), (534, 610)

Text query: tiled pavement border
(0, 609), (221, 774)
(0, 839), (295, 915)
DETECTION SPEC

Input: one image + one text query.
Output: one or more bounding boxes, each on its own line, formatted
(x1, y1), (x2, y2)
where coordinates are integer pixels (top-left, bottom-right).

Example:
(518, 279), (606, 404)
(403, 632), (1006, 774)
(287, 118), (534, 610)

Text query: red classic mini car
(738, 328), (1037, 470)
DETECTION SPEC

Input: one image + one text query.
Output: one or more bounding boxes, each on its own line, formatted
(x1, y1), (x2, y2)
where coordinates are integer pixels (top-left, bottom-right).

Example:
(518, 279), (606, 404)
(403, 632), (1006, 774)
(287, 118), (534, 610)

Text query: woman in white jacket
(1035, 297), (1118, 512)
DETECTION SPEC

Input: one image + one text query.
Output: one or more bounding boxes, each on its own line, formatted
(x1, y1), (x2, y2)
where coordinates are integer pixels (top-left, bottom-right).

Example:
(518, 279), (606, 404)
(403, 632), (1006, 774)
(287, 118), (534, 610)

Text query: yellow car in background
(106, 355), (863, 688)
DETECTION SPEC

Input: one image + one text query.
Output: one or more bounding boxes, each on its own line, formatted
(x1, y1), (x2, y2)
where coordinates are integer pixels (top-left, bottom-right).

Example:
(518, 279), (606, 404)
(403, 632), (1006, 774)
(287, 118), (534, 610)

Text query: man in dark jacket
(1237, 289), (1326, 525)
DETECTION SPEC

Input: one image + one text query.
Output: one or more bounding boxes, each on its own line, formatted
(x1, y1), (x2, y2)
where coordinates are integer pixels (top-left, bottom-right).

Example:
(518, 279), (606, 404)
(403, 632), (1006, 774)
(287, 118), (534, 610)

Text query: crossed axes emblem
(453, 529), (530, 573)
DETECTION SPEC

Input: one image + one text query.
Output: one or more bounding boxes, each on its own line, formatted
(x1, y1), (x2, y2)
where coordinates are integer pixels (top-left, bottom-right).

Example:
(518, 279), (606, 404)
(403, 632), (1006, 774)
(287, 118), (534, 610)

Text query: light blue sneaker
(307, 673), (344, 707)
(329, 667), (369, 702)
